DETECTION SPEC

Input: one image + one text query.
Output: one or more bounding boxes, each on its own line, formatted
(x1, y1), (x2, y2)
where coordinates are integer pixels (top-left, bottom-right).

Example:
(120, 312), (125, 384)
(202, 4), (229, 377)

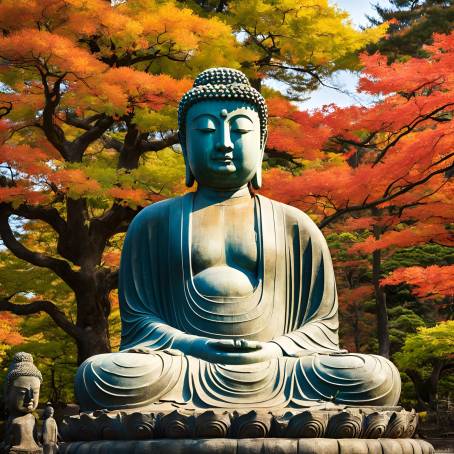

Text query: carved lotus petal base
(60, 407), (420, 441)
(59, 438), (434, 454)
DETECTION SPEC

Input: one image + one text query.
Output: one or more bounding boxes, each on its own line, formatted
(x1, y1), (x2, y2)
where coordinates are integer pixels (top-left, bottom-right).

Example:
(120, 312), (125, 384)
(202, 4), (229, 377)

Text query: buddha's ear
(251, 131), (267, 189)
(179, 130), (195, 188)
(185, 163), (195, 188)
(251, 165), (262, 189)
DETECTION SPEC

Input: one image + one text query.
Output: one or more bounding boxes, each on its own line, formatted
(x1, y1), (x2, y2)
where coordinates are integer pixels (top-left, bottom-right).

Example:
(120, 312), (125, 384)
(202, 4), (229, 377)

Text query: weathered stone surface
(1, 352), (43, 454)
(60, 407), (418, 442)
(58, 438), (435, 454)
(41, 404), (58, 454)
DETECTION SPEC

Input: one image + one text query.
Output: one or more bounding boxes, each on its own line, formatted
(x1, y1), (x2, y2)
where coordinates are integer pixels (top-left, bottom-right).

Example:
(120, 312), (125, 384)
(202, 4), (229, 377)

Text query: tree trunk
(372, 216), (390, 358)
(74, 269), (112, 364)
(407, 360), (444, 411)
(353, 303), (361, 352)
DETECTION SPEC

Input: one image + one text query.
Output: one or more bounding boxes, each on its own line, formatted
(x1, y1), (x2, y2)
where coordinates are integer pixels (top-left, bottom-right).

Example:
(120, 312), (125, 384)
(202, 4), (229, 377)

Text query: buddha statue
(75, 68), (401, 412)
(41, 404), (58, 454)
(2, 352), (43, 454)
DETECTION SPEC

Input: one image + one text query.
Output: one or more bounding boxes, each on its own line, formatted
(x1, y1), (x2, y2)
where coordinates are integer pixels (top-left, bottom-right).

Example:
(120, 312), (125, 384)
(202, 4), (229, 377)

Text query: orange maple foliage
(107, 187), (150, 206)
(102, 251), (121, 269)
(263, 33), (454, 228)
(350, 223), (453, 254)
(381, 265), (454, 300)
(339, 284), (375, 308)
(267, 96), (332, 160)
(0, 313), (24, 346)
(262, 33), (453, 354)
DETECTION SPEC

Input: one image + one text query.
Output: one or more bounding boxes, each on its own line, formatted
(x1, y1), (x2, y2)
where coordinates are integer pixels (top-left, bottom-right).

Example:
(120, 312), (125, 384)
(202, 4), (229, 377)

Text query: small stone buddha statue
(75, 68), (401, 412)
(41, 404), (58, 454)
(2, 352), (43, 454)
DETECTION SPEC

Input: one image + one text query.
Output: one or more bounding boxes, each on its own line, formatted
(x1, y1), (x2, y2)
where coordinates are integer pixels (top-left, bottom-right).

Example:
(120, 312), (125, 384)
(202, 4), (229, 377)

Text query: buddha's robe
(75, 194), (400, 411)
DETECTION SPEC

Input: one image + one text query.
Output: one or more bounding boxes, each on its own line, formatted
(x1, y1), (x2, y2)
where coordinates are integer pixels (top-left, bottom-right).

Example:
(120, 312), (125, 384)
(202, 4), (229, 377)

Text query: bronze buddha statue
(75, 68), (401, 412)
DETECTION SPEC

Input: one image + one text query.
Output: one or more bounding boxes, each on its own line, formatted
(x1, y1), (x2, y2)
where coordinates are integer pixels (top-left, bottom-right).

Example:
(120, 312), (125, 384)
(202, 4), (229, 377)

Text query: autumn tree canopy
(263, 32), (454, 361)
(0, 0), (381, 369)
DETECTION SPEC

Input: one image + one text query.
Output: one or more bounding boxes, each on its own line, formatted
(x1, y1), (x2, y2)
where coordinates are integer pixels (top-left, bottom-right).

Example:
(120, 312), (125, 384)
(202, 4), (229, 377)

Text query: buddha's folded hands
(175, 336), (284, 364)
(123, 336), (284, 364)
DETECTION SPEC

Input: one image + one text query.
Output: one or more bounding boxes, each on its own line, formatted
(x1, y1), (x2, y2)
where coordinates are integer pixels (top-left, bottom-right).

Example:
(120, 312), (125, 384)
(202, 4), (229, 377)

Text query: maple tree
(262, 32), (454, 358)
(0, 0), (380, 366)
(382, 265), (454, 301)
(0, 0), (236, 364)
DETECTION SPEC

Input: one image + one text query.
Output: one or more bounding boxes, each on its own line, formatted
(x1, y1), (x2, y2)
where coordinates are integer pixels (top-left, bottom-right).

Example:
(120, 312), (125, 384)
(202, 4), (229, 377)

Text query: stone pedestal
(58, 407), (434, 453)
(59, 438), (434, 453)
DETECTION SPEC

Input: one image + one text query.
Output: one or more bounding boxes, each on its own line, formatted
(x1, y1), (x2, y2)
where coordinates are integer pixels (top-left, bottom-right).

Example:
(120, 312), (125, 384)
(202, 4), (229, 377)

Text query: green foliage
(11, 316), (78, 404)
(383, 244), (454, 274)
(388, 306), (426, 352)
(184, 0), (387, 95)
(0, 237), (78, 404)
(369, 0), (454, 60)
(139, 148), (186, 194)
(395, 321), (454, 373)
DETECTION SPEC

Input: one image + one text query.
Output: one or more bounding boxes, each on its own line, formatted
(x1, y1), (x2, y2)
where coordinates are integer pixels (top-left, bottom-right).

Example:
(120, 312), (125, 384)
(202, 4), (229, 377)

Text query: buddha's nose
(216, 126), (234, 153)
(25, 387), (34, 405)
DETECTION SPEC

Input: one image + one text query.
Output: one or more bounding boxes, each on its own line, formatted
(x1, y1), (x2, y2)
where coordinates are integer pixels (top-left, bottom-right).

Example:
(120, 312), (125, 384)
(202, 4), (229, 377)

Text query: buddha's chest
(8, 415), (39, 449)
(190, 200), (258, 297)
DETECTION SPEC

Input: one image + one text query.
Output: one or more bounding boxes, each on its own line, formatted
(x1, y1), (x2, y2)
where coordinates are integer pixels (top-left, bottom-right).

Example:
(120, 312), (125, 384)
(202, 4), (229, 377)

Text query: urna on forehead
(178, 67), (268, 146)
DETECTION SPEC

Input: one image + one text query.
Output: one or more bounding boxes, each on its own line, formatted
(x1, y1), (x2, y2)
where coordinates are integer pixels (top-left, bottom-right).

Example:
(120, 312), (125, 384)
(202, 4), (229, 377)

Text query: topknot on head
(193, 67), (250, 88)
(10, 352), (34, 365)
(6, 352), (43, 385)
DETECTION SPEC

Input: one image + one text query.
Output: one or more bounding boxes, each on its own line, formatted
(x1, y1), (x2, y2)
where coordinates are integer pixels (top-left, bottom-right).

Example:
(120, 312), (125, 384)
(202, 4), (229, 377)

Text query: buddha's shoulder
(260, 196), (325, 241)
(128, 196), (185, 230)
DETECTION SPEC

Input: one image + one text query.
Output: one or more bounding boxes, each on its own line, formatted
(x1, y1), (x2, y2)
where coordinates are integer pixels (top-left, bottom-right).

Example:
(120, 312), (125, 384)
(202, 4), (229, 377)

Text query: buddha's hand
(189, 338), (283, 365)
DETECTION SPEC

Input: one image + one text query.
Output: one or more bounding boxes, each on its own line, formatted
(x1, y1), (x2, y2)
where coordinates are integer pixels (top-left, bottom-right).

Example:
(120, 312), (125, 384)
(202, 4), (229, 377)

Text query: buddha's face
(44, 406), (54, 418)
(7, 376), (40, 415)
(185, 100), (262, 189)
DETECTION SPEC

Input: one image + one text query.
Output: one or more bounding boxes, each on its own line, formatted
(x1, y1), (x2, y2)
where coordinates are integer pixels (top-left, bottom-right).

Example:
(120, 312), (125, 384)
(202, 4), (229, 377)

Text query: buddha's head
(5, 352), (42, 416)
(43, 403), (54, 419)
(178, 68), (268, 190)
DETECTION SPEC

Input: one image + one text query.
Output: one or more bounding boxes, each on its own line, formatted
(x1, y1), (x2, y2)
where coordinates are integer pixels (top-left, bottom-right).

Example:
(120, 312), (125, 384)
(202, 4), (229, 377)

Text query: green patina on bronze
(74, 68), (401, 412)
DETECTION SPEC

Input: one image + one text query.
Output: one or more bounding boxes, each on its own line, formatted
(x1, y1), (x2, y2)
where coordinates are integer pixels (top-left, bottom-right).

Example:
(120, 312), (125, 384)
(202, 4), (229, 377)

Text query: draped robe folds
(121, 193), (339, 353)
(75, 194), (401, 411)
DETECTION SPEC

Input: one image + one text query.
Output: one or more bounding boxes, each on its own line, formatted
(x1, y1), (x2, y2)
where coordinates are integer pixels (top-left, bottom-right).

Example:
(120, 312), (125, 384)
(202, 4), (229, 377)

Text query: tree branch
(0, 296), (84, 341)
(11, 204), (67, 236)
(89, 203), (137, 249)
(139, 131), (179, 152)
(38, 68), (72, 160)
(64, 112), (105, 131)
(0, 207), (80, 288)
(317, 162), (454, 228)
(71, 116), (114, 161)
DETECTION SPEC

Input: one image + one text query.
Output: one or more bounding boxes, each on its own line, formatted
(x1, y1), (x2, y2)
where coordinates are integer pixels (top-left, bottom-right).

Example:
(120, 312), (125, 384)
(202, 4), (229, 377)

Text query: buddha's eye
(230, 117), (253, 134)
(193, 117), (216, 133)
